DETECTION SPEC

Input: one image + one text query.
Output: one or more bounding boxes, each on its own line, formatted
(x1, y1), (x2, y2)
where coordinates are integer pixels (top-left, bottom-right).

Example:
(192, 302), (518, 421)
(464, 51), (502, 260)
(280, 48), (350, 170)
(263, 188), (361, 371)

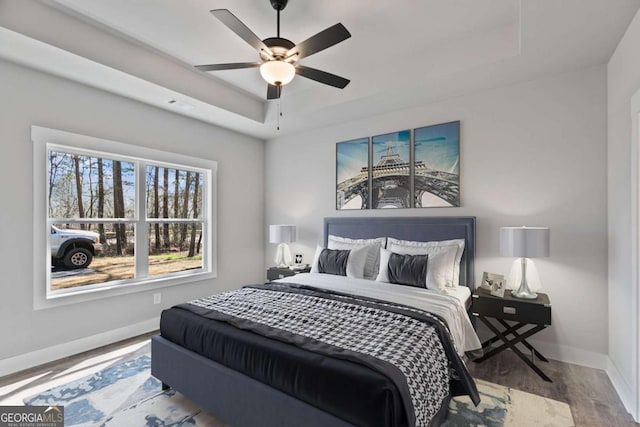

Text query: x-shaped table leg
(481, 320), (549, 363)
(480, 321), (526, 348)
(496, 319), (549, 362)
(475, 316), (552, 382)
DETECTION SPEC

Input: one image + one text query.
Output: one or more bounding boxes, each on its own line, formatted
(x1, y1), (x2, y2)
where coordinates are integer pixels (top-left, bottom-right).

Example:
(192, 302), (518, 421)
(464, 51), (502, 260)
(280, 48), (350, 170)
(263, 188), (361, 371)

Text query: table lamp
(499, 226), (550, 299)
(269, 224), (296, 268)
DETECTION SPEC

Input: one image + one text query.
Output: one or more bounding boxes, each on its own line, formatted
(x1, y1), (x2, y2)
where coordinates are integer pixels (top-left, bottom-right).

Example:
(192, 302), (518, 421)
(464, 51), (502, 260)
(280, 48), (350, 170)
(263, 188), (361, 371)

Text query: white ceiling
(49, 0), (519, 99)
(1, 0), (639, 139)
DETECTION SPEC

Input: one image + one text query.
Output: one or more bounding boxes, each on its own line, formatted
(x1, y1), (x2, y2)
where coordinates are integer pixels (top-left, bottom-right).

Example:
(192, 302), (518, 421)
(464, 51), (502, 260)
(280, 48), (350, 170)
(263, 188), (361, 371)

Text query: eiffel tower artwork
(371, 130), (412, 209)
(336, 122), (460, 210)
(413, 121), (460, 207)
(336, 137), (370, 209)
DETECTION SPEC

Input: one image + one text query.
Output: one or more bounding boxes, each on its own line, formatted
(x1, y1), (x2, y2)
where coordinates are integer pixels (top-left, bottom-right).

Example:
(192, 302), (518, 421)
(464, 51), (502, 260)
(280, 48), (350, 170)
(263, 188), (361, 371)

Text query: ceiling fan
(195, 0), (351, 100)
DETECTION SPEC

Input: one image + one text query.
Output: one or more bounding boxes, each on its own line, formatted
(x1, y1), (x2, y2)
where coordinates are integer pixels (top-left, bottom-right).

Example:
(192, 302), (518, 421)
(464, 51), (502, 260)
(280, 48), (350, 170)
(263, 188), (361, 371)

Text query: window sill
(34, 271), (216, 310)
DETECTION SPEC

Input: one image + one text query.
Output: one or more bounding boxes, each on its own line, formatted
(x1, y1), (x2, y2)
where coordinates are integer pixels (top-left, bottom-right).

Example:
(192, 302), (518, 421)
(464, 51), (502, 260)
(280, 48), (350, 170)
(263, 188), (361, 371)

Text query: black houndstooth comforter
(181, 282), (479, 427)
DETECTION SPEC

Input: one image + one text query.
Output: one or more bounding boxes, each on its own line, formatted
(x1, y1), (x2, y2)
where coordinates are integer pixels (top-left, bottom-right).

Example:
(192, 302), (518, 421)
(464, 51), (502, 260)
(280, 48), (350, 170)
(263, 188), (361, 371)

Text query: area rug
(444, 381), (574, 426)
(25, 354), (574, 426)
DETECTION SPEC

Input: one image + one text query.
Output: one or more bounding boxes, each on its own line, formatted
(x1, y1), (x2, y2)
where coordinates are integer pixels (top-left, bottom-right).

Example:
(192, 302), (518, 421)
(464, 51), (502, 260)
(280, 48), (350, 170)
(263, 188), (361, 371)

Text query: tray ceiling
(0, 0), (638, 138)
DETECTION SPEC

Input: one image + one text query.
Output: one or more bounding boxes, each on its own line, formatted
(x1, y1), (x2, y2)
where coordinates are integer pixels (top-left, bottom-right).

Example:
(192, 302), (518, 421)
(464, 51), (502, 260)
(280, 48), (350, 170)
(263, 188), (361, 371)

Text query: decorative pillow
(387, 253), (428, 289)
(386, 238), (465, 287)
(310, 245), (368, 279)
(327, 235), (386, 280)
(317, 249), (349, 276)
(376, 247), (455, 290)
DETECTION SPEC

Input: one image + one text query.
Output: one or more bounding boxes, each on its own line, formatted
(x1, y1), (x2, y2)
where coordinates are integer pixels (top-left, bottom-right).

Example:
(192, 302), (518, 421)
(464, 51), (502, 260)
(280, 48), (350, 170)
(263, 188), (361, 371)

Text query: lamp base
(511, 257), (538, 299)
(511, 289), (538, 299)
(274, 243), (292, 268)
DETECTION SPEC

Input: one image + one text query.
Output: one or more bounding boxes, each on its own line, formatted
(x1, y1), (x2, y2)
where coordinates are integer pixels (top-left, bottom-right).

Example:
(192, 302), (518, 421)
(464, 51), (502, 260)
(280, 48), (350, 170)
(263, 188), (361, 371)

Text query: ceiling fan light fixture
(260, 60), (295, 86)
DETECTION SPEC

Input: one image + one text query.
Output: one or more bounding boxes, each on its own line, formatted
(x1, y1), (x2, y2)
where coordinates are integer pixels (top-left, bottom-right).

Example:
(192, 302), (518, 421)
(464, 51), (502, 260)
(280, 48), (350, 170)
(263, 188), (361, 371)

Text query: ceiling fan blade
(210, 9), (273, 56)
(196, 62), (261, 72)
(267, 84), (282, 100)
(296, 65), (350, 89)
(287, 23), (351, 60)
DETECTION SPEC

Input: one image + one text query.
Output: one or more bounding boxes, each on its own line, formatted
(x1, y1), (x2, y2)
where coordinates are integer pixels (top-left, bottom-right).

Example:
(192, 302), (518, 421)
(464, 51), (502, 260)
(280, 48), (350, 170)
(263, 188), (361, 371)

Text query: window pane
(50, 223), (135, 291)
(148, 222), (203, 276)
(146, 166), (203, 219)
(48, 151), (135, 219)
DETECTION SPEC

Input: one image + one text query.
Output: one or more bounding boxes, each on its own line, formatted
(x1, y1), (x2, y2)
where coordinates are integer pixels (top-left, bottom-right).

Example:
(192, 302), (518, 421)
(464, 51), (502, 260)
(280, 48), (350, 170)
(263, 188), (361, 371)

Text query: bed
(152, 216), (480, 427)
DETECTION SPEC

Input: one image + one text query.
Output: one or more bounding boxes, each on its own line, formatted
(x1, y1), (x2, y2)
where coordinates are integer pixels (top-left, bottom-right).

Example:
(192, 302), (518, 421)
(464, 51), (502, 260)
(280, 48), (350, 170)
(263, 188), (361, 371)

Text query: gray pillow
(388, 253), (428, 288)
(318, 249), (350, 276)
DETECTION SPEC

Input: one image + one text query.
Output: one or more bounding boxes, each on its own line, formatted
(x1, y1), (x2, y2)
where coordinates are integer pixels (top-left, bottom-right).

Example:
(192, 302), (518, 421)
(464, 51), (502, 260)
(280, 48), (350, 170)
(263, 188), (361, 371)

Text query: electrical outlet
(153, 293), (162, 305)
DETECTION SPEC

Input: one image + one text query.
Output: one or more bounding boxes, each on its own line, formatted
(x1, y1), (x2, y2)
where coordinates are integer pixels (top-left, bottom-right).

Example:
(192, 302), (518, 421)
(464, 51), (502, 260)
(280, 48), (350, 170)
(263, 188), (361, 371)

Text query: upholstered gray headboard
(323, 216), (476, 290)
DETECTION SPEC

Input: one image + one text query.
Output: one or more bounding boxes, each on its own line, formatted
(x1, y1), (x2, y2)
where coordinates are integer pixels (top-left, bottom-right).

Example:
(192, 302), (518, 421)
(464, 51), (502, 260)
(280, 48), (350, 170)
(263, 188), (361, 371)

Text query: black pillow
(318, 248), (350, 276)
(388, 253), (428, 288)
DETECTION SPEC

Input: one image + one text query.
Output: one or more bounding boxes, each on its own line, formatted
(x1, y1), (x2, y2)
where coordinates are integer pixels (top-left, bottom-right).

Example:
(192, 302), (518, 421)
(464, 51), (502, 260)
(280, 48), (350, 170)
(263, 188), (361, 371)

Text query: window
(145, 165), (205, 278)
(33, 126), (217, 308)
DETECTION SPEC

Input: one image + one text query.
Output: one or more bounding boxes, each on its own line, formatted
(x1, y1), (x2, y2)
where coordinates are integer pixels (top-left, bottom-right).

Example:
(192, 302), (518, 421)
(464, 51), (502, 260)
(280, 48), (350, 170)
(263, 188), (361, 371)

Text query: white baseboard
(607, 358), (638, 422)
(524, 339), (608, 370)
(0, 317), (159, 378)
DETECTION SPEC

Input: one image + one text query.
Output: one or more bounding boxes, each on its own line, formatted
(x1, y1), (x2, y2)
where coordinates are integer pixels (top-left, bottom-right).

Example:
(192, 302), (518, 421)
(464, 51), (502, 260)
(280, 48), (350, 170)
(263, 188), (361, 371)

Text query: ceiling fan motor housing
(270, 0), (288, 11)
(262, 37), (295, 61)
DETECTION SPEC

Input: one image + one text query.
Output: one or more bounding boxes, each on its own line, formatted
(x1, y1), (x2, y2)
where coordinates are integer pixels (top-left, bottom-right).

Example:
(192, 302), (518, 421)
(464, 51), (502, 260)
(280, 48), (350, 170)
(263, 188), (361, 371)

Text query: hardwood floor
(467, 351), (639, 427)
(0, 331), (157, 406)
(1, 332), (637, 427)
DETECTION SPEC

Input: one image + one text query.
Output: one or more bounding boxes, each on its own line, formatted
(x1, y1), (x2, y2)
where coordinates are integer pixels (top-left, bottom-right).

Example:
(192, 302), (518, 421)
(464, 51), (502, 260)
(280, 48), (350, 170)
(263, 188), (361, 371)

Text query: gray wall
(265, 65), (608, 366)
(607, 7), (640, 418)
(0, 59), (265, 361)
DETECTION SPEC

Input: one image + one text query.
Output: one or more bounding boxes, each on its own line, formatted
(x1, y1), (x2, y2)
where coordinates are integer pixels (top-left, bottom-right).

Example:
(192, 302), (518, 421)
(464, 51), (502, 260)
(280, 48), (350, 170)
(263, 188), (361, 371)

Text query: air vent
(167, 99), (194, 111)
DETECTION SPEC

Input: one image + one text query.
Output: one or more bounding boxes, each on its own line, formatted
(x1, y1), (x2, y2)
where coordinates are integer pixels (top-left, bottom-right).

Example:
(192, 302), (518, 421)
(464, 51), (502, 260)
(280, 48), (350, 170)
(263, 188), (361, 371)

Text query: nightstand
(267, 266), (311, 281)
(472, 287), (552, 382)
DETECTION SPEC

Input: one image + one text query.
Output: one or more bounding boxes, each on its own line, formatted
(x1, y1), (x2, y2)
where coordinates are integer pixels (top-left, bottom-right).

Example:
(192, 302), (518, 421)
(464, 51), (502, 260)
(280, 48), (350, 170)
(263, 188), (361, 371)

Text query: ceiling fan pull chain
(277, 97), (281, 131)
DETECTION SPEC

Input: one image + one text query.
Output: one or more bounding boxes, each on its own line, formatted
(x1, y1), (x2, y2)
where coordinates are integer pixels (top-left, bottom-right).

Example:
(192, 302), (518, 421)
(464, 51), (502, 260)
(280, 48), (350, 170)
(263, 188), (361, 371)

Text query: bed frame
(152, 216), (476, 427)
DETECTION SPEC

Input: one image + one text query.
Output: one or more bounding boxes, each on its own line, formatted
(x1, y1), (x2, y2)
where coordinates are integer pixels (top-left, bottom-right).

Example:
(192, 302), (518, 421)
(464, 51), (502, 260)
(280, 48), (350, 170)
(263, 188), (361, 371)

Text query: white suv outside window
(50, 226), (103, 269)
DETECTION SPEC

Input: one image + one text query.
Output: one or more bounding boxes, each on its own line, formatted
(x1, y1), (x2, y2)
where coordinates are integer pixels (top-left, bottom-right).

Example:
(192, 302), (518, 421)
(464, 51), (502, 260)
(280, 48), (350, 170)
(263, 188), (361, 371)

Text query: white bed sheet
(442, 286), (472, 309)
(275, 273), (481, 355)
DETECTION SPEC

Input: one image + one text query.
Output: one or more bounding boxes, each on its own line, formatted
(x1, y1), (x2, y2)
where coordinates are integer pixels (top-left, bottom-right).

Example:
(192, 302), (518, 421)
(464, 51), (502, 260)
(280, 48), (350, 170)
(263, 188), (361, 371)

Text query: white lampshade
(269, 224), (296, 244)
(500, 227), (550, 258)
(260, 61), (295, 86)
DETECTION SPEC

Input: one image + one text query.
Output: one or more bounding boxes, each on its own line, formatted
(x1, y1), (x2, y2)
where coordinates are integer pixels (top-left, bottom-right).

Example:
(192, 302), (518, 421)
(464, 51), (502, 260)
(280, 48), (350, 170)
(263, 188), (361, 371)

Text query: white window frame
(33, 126), (217, 310)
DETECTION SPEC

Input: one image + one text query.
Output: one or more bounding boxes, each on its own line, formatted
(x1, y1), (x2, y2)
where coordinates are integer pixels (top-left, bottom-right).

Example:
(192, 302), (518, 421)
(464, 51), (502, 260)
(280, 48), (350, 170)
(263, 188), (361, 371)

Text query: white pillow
(310, 245), (369, 279)
(310, 245), (323, 274)
(375, 247), (454, 290)
(327, 235), (386, 280)
(375, 247), (392, 283)
(386, 237), (465, 287)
